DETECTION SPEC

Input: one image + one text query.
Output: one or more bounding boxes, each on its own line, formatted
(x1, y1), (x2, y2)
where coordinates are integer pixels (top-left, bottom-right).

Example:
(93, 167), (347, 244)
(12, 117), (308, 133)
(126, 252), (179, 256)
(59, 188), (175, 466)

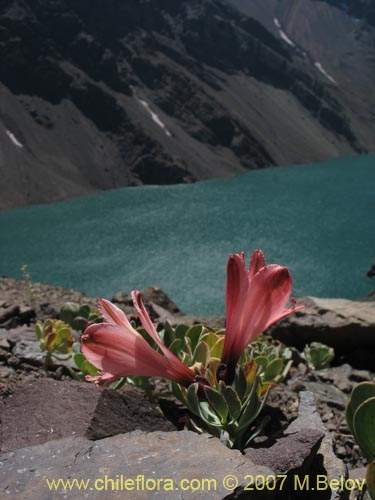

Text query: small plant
(81, 249), (303, 450)
(346, 381), (375, 499)
(60, 302), (101, 332)
(68, 342), (99, 381)
(35, 319), (74, 370)
(304, 341), (334, 370)
(20, 264), (39, 306)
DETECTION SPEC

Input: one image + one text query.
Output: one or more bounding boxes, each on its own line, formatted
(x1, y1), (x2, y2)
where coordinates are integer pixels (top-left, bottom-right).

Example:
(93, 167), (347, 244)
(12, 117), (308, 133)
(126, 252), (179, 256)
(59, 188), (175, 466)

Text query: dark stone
(0, 379), (175, 453)
(0, 305), (20, 325)
(246, 429), (324, 474)
(18, 306), (36, 323)
(142, 286), (182, 315)
(367, 257), (375, 278)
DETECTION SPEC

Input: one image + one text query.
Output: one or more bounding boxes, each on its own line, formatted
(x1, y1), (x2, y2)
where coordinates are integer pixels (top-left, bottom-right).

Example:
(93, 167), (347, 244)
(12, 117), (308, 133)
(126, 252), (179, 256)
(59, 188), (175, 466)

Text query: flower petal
(81, 323), (195, 386)
(222, 252), (249, 363)
(98, 298), (134, 330)
(248, 249), (266, 281)
(132, 290), (185, 365)
(223, 263), (303, 365)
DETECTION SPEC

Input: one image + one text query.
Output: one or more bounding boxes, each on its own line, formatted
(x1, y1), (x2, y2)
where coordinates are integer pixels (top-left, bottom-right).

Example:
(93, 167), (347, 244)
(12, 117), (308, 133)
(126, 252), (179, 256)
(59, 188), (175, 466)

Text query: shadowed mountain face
(0, 0), (373, 209)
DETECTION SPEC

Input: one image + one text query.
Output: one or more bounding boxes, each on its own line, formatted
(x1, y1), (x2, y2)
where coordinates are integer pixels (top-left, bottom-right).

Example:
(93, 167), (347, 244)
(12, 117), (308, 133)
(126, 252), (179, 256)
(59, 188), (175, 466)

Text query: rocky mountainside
(0, 0), (373, 209)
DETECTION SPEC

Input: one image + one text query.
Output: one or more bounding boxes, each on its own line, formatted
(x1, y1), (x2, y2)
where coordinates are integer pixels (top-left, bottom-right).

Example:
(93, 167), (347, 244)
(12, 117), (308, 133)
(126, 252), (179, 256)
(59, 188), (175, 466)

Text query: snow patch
(138, 99), (172, 137)
(314, 62), (337, 84)
(6, 130), (23, 148)
(274, 18), (296, 47)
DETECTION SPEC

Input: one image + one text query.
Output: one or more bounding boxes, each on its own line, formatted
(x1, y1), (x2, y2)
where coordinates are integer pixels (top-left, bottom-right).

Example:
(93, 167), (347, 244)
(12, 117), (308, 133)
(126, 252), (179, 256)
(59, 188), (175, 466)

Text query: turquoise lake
(0, 155), (374, 315)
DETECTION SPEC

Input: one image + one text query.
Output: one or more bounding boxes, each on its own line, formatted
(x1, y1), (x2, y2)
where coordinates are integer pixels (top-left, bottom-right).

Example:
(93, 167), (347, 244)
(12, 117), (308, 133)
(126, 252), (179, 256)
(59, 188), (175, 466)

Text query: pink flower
(81, 293), (195, 387)
(218, 250), (303, 383)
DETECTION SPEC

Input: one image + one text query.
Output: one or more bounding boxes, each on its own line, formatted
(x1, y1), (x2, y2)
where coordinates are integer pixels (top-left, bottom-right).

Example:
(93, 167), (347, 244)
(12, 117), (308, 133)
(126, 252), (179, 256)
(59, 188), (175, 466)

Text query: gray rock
(11, 340), (46, 365)
(10, 333), (78, 369)
(309, 364), (353, 393)
(299, 381), (348, 410)
(7, 325), (37, 344)
(0, 328), (10, 349)
(0, 431), (273, 499)
(270, 297), (375, 353)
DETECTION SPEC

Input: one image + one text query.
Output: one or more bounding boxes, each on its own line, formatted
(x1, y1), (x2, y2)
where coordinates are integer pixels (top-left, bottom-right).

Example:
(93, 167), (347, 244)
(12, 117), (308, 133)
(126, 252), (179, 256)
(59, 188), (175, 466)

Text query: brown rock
(0, 378), (175, 452)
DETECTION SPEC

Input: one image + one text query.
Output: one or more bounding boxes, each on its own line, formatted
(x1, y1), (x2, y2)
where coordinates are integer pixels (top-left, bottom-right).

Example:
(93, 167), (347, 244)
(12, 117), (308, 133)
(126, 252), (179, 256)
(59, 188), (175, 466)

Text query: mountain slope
(0, 0), (373, 209)
(229, 0), (375, 145)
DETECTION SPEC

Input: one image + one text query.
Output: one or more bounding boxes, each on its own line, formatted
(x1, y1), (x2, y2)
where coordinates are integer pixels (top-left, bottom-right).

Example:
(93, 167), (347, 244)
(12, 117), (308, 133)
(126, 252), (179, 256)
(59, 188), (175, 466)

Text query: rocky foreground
(0, 276), (374, 499)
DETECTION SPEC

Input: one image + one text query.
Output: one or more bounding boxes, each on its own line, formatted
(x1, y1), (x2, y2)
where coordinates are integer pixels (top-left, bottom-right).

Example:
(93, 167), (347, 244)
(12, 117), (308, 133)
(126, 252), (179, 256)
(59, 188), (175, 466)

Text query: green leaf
(34, 322), (43, 340)
(113, 377), (127, 390)
(193, 341), (209, 365)
(168, 338), (184, 356)
(254, 356), (268, 372)
(186, 325), (205, 353)
(237, 378), (261, 432)
(81, 360), (98, 377)
(161, 321), (175, 348)
(72, 317), (88, 332)
(200, 332), (218, 350)
(264, 358), (284, 382)
(60, 302), (80, 324)
(175, 324), (189, 339)
(186, 383), (201, 416)
(366, 460), (375, 500)
(346, 401), (355, 436)
(353, 396), (375, 461)
(79, 304), (91, 319)
(233, 366), (247, 401)
(211, 336), (225, 359)
(198, 401), (222, 427)
(204, 386), (228, 423)
(351, 382), (375, 412)
(219, 383), (242, 420)
(171, 381), (185, 403)
(74, 353), (86, 369)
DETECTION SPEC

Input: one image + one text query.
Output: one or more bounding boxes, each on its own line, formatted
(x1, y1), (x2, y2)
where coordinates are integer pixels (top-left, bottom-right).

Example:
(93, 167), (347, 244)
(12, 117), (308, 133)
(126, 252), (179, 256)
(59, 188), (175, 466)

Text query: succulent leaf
(204, 386), (229, 423)
(264, 358), (284, 382)
(366, 460), (375, 500)
(353, 396), (375, 462)
(219, 383), (242, 420)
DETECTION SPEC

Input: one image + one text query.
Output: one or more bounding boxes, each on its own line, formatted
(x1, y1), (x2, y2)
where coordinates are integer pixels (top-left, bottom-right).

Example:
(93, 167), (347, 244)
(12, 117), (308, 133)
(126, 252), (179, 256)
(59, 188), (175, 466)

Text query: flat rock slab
(270, 297), (375, 352)
(0, 378), (175, 452)
(0, 431), (272, 499)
